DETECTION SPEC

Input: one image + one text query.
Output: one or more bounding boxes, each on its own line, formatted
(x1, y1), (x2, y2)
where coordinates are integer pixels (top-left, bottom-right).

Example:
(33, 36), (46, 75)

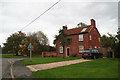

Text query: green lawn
(1, 53), (41, 58)
(22, 57), (81, 66)
(32, 58), (118, 78)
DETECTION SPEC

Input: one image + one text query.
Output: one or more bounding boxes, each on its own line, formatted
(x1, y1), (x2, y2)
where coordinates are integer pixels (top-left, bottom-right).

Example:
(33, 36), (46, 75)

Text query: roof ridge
(67, 25), (91, 31)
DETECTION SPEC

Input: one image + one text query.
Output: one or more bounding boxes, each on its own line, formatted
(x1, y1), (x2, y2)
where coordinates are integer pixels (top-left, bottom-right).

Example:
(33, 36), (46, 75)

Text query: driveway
(27, 59), (91, 72)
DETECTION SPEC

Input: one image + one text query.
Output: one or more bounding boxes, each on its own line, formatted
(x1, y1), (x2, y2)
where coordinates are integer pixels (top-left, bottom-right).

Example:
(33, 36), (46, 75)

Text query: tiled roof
(65, 25), (93, 35)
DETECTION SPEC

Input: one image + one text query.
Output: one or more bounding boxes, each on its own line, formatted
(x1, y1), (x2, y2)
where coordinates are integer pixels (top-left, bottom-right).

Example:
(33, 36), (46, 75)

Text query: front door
(66, 48), (70, 57)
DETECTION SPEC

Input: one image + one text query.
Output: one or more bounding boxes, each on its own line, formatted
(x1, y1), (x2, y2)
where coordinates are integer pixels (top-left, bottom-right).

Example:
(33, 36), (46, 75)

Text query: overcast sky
(0, 0), (119, 47)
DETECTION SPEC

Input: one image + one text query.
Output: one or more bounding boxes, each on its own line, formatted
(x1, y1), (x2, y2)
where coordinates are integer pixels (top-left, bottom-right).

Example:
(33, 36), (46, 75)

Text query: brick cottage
(42, 19), (101, 57)
(55, 19), (101, 57)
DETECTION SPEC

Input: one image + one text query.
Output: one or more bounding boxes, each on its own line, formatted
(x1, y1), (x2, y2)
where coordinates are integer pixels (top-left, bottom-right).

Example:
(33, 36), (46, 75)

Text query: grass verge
(1, 53), (41, 58)
(22, 57), (81, 66)
(32, 58), (118, 78)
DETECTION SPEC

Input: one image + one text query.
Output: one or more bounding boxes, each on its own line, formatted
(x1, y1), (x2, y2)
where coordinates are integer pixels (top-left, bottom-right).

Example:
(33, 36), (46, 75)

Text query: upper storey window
(90, 35), (92, 40)
(79, 34), (83, 41)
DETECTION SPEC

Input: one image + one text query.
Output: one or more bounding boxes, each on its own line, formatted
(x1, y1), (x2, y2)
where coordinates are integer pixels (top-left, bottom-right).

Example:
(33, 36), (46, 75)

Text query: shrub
(71, 53), (77, 57)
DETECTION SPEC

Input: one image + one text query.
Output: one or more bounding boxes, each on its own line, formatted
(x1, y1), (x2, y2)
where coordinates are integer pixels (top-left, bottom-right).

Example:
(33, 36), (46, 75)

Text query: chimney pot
(63, 25), (67, 30)
(91, 19), (96, 27)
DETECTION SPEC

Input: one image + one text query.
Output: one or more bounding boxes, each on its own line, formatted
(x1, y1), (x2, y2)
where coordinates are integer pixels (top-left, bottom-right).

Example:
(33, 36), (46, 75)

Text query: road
(2, 58), (11, 78)
(2, 58), (30, 78)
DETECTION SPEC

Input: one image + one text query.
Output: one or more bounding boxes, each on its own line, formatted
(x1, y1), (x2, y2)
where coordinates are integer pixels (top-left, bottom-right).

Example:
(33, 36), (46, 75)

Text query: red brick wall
(56, 34), (88, 57)
(89, 27), (101, 49)
(42, 52), (57, 57)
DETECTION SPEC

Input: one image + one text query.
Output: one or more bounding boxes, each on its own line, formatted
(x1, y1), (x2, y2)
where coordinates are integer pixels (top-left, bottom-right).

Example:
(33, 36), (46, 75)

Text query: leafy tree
(20, 31), (49, 55)
(35, 31), (49, 45)
(49, 46), (56, 52)
(3, 30), (51, 56)
(2, 31), (26, 55)
(100, 32), (120, 58)
(53, 29), (71, 58)
(100, 34), (115, 48)
(114, 30), (120, 58)
(25, 34), (40, 54)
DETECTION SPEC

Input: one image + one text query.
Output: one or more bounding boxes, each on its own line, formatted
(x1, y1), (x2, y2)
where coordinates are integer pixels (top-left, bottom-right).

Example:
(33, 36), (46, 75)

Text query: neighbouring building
(56, 19), (101, 57)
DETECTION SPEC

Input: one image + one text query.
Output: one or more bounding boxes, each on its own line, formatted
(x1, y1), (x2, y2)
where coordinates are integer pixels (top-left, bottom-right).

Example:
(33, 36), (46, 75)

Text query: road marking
(7, 59), (15, 79)
(2, 58), (29, 78)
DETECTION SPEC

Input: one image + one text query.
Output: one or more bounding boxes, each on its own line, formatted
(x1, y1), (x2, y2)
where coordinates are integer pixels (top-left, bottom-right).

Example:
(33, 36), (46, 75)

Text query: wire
(20, 0), (61, 31)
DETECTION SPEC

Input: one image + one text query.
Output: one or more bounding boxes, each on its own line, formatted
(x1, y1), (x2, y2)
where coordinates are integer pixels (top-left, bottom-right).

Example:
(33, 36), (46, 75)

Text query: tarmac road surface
(2, 58), (11, 78)
(2, 58), (32, 79)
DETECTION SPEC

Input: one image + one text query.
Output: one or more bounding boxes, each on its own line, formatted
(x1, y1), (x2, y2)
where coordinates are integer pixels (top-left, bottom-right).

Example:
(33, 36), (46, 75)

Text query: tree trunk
(112, 50), (115, 58)
(15, 52), (18, 56)
(56, 52), (58, 57)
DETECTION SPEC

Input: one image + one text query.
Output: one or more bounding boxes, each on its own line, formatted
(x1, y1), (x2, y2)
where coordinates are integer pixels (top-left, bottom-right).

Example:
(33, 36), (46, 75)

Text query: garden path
(27, 59), (91, 72)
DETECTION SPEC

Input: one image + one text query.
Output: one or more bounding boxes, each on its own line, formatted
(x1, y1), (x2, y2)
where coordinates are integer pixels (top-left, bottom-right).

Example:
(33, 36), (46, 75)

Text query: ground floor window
(60, 46), (63, 53)
(79, 45), (84, 53)
(94, 46), (97, 48)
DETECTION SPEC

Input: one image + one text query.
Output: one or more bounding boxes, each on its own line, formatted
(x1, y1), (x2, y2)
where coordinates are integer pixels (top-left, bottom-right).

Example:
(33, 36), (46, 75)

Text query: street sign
(28, 43), (34, 51)
(27, 43), (34, 59)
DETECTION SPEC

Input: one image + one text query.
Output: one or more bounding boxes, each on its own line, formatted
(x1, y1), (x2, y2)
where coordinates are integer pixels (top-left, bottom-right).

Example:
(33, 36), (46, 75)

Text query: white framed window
(90, 35), (92, 40)
(79, 45), (84, 53)
(98, 38), (100, 42)
(79, 34), (83, 41)
(59, 46), (63, 53)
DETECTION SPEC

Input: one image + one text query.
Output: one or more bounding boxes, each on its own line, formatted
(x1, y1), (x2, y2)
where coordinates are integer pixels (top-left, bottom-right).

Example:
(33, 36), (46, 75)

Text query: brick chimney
(63, 25), (67, 30)
(91, 19), (96, 27)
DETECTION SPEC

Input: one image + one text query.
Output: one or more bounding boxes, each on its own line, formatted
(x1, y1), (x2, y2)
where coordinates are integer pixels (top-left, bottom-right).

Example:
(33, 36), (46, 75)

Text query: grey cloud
(0, 1), (118, 46)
